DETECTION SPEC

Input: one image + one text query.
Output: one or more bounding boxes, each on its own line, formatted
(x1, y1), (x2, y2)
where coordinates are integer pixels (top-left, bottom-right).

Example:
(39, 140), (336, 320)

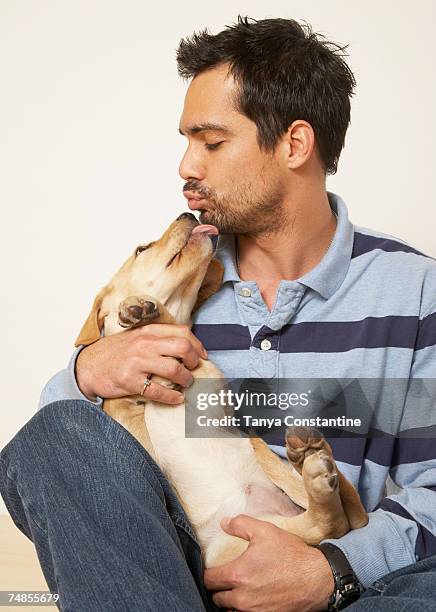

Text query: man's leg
(349, 554), (436, 611)
(0, 400), (215, 611)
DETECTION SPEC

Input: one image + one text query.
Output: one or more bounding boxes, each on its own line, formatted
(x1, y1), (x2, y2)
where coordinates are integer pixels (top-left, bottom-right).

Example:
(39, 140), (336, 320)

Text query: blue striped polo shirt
(39, 191), (436, 589)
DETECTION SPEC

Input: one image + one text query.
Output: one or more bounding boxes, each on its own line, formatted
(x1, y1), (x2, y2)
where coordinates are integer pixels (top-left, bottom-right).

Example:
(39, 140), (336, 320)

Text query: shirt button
(260, 339), (271, 351)
(240, 287), (252, 297)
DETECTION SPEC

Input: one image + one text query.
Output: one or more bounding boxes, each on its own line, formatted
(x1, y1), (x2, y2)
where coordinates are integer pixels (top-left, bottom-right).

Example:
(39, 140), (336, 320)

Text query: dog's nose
(177, 212), (197, 221)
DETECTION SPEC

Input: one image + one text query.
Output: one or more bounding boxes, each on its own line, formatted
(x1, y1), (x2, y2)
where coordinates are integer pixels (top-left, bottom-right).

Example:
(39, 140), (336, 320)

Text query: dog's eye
(135, 242), (154, 257)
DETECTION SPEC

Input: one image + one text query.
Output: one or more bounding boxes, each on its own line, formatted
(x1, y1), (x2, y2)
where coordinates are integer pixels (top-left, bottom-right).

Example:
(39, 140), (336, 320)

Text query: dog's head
(75, 212), (223, 346)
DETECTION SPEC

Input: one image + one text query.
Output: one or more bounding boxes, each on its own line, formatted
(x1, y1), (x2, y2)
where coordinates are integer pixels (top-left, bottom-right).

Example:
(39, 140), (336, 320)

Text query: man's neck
(235, 189), (336, 309)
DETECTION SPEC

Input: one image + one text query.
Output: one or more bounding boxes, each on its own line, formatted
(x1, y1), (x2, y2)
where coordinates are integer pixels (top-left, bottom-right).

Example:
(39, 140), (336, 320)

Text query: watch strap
(315, 543), (362, 610)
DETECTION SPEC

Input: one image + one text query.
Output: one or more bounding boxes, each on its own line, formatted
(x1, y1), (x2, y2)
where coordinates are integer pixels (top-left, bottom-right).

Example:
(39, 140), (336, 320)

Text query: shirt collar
(213, 191), (354, 300)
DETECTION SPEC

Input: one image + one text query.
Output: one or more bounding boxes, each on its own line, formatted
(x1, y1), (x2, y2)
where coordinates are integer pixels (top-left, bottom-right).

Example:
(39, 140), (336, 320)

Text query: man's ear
(192, 258), (224, 314)
(75, 287), (110, 347)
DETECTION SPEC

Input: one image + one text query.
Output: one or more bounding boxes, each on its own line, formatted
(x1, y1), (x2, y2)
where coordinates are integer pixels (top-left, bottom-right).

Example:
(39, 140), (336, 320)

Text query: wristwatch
(315, 543), (363, 610)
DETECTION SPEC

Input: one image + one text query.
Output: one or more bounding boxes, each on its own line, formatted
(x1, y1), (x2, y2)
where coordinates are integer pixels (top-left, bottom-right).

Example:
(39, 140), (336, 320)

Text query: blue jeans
(0, 400), (216, 611)
(1, 400), (436, 611)
(348, 554), (436, 611)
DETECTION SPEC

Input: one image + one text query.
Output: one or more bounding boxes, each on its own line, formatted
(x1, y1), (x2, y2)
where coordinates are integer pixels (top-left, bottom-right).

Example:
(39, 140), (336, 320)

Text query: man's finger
(141, 380), (184, 405)
(151, 337), (201, 371)
(139, 354), (194, 387)
(139, 323), (208, 358)
(204, 516), (263, 591)
(221, 514), (268, 541)
(211, 589), (244, 611)
(204, 562), (238, 591)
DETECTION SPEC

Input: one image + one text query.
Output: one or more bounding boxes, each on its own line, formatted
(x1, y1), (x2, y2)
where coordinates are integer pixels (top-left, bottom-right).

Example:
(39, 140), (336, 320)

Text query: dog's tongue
(191, 224), (219, 236)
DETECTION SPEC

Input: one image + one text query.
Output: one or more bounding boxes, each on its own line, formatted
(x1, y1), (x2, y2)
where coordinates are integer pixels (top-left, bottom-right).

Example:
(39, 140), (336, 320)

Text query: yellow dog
(75, 212), (367, 567)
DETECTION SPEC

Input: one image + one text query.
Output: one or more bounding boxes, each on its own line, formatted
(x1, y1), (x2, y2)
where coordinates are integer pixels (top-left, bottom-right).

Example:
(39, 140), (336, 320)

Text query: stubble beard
(197, 182), (288, 237)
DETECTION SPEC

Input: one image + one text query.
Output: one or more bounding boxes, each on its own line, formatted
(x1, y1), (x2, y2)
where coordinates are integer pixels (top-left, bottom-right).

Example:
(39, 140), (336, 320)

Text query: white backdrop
(1, 0), (435, 513)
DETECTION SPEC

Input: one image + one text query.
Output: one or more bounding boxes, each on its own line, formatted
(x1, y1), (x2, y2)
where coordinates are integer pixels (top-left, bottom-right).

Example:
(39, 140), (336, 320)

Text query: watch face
(337, 590), (361, 610)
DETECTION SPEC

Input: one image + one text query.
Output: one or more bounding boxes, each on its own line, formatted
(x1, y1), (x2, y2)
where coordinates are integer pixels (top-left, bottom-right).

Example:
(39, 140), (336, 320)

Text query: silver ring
(141, 376), (152, 396)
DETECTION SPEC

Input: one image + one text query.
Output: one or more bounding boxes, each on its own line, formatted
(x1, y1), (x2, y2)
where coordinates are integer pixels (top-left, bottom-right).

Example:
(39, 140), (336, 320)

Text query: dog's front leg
(102, 296), (179, 460)
(118, 295), (176, 328)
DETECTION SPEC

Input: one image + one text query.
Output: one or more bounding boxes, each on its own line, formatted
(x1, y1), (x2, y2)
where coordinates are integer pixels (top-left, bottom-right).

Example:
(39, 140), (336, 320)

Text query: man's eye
(135, 243), (153, 257)
(205, 142), (223, 151)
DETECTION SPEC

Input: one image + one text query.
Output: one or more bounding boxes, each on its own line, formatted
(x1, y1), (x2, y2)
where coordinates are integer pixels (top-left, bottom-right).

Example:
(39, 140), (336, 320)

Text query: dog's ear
(192, 258), (224, 314)
(75, 286), (110, 347)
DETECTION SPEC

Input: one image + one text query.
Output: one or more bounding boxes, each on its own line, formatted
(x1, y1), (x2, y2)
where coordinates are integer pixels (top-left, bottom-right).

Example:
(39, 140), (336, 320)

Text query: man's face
(178, 64), (289, 236)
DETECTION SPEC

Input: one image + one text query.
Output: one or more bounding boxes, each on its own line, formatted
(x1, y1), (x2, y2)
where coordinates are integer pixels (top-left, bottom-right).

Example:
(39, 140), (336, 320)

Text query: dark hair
(177, 16), (356, 175)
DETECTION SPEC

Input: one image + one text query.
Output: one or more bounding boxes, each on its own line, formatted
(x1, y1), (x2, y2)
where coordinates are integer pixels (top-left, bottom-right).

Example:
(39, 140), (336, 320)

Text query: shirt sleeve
(322, 303), (436, 587)
(38, 346), (103, 411)
(321, 483), (436, 588)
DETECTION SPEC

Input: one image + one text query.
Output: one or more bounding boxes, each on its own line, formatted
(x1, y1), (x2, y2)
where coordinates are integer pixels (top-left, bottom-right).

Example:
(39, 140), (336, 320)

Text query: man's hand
(75, 323), (208, 404)
(204, 515), (334, 612)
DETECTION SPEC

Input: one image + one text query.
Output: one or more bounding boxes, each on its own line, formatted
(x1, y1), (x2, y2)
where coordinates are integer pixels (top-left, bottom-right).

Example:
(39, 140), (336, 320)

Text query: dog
(75, 211), (368, 567)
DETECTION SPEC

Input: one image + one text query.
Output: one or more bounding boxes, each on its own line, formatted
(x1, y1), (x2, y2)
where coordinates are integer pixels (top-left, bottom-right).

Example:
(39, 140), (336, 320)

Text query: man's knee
(0, 399), (165, 507)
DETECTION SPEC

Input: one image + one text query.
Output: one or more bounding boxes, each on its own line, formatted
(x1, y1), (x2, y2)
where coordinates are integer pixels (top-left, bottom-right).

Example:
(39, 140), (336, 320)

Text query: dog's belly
(199, 481), (303, 551)
(243, 482), (303, 518)
(144, 402), (304, 551)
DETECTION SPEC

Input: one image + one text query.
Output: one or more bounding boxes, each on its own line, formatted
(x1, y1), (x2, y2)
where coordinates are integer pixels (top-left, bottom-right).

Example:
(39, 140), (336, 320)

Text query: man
(2, 16), (436, 612)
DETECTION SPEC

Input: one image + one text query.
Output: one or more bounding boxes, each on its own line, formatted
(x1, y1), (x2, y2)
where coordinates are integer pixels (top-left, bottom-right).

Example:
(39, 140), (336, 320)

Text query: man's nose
(176, 212), (197, 221)
(179, 147), (206, 182)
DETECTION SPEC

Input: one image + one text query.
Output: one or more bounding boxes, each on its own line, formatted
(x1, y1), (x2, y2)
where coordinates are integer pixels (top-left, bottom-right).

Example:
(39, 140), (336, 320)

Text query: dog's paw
(285, 426), (331, 472)
(118, 296), (160, 328)
(303, 450), (339, 495)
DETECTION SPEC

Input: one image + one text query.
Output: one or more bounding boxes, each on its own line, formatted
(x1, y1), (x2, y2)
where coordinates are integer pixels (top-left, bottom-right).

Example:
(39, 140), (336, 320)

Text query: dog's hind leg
(205, 446), (348, 568)
(249, 436), (308, 510)
(285, 426), (368, 531)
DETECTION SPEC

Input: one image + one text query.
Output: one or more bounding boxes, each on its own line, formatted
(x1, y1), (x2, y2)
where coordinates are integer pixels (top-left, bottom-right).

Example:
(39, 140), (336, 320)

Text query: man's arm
(38, 347), (103, 411)
(322, 299), (436, 587)
(321, 492), (432, 588)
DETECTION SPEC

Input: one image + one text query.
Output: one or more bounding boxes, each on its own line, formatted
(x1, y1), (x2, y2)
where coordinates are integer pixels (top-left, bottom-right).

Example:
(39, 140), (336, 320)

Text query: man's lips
(183, 191), (208, 209)
(183, 190), (206, 200)
(187, 199), (206, 210)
